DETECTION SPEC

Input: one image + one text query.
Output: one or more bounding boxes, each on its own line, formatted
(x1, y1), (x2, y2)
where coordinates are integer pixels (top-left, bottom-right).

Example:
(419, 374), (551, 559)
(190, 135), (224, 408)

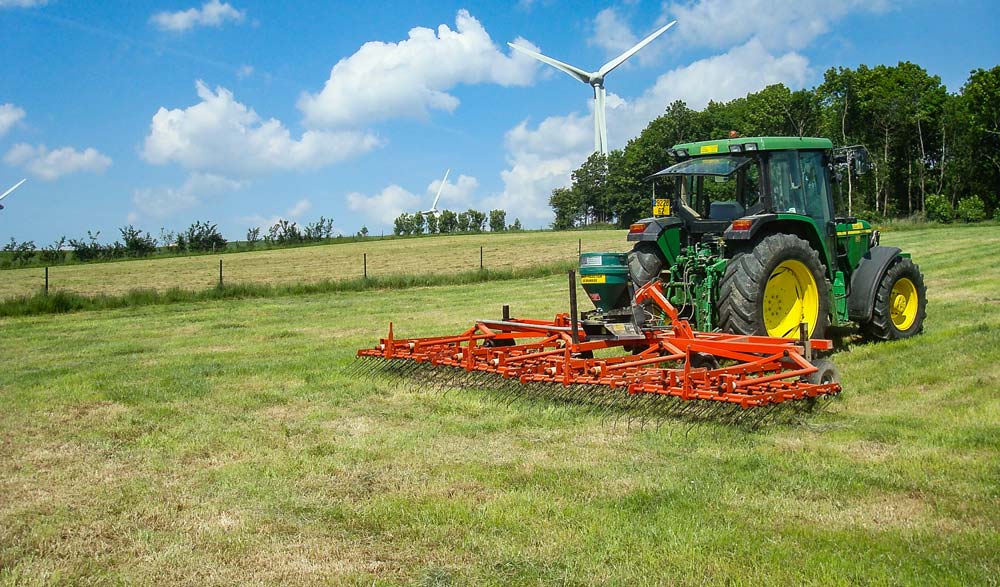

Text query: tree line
(551, 63), (1000, 228)
(392, 208), (522, 236)
(1, 216), (347, 269)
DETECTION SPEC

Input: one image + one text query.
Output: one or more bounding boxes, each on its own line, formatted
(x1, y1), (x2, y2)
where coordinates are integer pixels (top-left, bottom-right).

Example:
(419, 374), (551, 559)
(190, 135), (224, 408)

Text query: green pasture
(0, 225), (997, 585)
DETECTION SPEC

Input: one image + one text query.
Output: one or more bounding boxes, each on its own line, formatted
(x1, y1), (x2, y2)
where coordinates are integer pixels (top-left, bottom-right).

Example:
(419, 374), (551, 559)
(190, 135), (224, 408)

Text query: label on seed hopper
(580, 275), (606, 284)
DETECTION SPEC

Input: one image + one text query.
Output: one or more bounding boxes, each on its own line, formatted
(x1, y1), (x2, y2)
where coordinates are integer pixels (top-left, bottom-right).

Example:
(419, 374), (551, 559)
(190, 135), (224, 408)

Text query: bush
(119, 225), (157, 257)
(957, 195), (986, 223)
(924, 194), (953, 223)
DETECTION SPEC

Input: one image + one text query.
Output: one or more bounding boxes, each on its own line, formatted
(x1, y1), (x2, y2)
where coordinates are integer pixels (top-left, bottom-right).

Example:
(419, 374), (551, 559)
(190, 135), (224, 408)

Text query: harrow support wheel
(862, 258), (927, 340)
(719, 233), (830, 339)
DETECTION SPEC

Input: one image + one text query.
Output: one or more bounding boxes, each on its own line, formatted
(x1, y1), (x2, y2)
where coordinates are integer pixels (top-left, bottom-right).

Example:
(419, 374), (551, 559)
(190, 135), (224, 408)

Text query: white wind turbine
(508, 20), (676, 156)
(0, 179), (26, 211)
(421, 169), (450, 215)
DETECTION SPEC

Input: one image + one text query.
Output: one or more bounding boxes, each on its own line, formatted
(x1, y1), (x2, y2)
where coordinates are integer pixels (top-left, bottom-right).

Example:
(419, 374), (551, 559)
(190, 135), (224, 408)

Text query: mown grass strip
(0, 260), (578, 318)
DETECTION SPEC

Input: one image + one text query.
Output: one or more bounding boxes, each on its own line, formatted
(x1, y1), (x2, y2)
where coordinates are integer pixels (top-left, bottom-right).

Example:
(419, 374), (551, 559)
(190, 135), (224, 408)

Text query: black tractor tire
(806, 357), (839, 385)
(861, 258), (926, 341)
(718, 233), (830, 339)
(628, 241), (665, 289)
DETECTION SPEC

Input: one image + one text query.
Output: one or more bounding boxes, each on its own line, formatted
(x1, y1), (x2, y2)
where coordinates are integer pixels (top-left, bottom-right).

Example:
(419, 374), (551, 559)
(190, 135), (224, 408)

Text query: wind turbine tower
(508, 20), (676, 156)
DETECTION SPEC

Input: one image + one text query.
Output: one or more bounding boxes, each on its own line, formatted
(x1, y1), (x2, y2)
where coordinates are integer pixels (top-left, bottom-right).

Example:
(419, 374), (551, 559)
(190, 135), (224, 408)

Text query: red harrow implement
(354, 275), (841, 427)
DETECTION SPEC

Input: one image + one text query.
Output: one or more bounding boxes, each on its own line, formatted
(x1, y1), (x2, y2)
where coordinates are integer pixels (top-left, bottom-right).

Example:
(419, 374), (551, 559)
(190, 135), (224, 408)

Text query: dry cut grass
(0, 230), (627, 300)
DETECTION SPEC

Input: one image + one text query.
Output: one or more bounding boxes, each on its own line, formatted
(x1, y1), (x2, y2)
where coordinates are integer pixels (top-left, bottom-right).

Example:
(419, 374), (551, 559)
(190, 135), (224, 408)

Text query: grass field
(1, 225), (997, 585)
(0, 231), (626, 300)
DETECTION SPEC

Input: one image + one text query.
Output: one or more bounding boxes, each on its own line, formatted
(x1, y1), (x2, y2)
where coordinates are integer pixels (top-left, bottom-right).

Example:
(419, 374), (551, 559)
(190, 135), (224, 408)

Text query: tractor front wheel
(862, 258), (926, 340)
(719, 234), (830, 339)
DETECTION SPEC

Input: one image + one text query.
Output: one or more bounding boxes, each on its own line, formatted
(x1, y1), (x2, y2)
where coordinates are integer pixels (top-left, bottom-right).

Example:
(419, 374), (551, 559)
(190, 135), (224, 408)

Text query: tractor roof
(671, 136), (833, 156)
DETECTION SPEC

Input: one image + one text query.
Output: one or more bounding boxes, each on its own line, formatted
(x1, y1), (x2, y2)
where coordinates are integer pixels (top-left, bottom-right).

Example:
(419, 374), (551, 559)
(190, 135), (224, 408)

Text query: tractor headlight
(675, 148), (688, 158)
(743, 142), (758, 151)
(728, 144), (743, 152)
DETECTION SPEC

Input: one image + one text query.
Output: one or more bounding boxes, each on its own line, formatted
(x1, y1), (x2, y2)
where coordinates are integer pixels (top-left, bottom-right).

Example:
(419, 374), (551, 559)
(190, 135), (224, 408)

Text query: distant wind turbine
(421, 169), (450, 215)
(508, 20), (677, 155)
(0, 178), (26, 211)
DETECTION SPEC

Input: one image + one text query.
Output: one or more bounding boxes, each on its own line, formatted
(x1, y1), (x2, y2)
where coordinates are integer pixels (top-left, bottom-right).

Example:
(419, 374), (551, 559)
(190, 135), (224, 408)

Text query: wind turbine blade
(507, 42), (592, 84)
(0, 178), (26, 202)
(431, 169), (450, 211)
(597, 20), (676, 77)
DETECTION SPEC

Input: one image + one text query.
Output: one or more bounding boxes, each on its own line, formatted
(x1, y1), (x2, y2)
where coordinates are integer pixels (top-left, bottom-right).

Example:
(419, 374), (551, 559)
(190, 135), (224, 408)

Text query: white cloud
(236, 64), (254, 79)
(151, 0), (245, 32)
(142, 81), (381, 177)
(590, 8), (638, 56)
(132, 172), (244, 219)
(286, 198), (312, 219)
(346, 185), (421, 225)
(490, 39), (810, 222)
(0, 103), (25, 138)
(4, 143), (112, 180)
(664, 0), (892, 51)
(298, 9), (540, 128)
(0, 0), (48, 7)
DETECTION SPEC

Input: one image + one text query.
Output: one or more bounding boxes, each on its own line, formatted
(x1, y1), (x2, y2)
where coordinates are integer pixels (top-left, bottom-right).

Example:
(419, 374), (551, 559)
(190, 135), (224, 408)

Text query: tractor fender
(627, 216), (683, 242)
(848, 246), (902, 322)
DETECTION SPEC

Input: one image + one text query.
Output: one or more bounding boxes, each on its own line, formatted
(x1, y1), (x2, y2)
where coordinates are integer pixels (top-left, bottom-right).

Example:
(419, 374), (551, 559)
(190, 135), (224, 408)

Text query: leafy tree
(393, 213), (409, 236)
(924, 194), (953, 223)
(119, 225), (157, 257)
(269, 219), (302, 243)
(957, 195), (986, 222)
(246, 226), (261, 246)
(39, 236), (66, 265)
(357, 225), (369, 238)
(456, 211), (471, 232)
(510, 218), (523, 231)
(466, 209), (487, 232)
(69, 231), (104, 263)
(303, 216), (335, 240)
(549, 187), (584, 230)
(181, 221), (227, 252)
(438, 209), (458, 233)
(425, 213), (438, 234)
(411, 212), (426, 235)
(3, 237), (36, 265)
(489, 209), (506, 232)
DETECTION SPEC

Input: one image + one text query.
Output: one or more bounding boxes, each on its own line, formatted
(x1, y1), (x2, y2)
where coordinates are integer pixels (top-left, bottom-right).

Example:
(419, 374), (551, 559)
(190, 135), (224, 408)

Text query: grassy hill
(0, 230), (627, 300)
(0, 224), (997, 585)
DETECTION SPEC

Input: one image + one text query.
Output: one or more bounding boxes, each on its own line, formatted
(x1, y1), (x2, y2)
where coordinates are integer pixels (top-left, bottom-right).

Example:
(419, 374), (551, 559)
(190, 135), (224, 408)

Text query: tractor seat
(709, 201), (745, 222)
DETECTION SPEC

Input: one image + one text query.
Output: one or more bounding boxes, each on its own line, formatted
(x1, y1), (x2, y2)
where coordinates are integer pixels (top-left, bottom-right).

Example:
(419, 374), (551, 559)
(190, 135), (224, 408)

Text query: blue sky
(1, 0), (997, 243)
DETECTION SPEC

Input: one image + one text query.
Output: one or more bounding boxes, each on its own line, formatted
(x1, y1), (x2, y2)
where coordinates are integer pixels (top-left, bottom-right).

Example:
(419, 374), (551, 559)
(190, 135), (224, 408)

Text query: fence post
(218, 258), (223, 287)
(44, 266), (49, 295)
(363, 253), (368, 279)
(578, 238), (581, 256)
(480, 246), (483, 270)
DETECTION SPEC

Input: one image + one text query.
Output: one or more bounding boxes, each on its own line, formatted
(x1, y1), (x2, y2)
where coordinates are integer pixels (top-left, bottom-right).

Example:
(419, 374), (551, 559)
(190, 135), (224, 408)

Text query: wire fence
(5, 237), (613, 300)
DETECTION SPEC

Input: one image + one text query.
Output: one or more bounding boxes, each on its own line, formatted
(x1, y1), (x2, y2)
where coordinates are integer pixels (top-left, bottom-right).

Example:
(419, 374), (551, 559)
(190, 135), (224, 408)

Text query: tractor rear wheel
(861, 258), (926, 340)
(628, 241), (665, 288)
(719, 233), (830, 339)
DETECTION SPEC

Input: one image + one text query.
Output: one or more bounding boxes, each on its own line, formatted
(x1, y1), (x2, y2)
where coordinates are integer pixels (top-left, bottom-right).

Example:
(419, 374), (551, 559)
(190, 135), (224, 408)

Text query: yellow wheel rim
(763, 260), (820, 338)
(889, 277), (918, 331)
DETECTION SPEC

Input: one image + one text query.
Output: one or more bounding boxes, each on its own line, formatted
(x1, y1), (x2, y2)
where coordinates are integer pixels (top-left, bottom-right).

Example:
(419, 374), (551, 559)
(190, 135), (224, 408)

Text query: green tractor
(579, 136), (927, 342)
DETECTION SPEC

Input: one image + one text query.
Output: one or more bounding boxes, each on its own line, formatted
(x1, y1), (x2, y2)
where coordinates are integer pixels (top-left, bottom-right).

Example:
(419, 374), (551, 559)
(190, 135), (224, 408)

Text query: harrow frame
(356, 279), (841, 410)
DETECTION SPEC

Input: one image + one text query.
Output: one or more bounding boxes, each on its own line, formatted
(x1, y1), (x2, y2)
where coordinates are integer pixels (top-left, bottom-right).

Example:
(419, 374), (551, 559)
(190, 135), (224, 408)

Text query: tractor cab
(644, 137), (837, 246)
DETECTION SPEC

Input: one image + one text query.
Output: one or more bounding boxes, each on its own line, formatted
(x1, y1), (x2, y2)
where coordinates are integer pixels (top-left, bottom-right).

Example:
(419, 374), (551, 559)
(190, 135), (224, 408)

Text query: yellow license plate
(580, 275), (606, 284)
(700, 144), (719, 154)
(652, 198), (671, 216)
